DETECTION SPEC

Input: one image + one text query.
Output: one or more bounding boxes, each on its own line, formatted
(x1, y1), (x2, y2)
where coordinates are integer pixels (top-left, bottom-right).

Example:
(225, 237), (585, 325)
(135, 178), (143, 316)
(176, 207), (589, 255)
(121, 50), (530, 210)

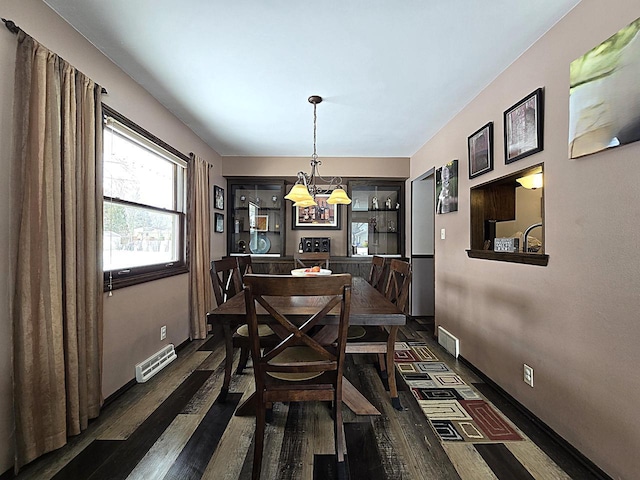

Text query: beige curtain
(187, 153), (213, 339)
(11, 31), (103, 469)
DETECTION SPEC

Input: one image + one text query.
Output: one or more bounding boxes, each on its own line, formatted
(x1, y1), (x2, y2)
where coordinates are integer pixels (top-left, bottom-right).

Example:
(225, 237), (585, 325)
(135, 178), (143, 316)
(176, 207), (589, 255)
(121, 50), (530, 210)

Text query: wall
(224, 156), (410, 256)
(0, 0), (224, 472)
(409, 0), (640, 478)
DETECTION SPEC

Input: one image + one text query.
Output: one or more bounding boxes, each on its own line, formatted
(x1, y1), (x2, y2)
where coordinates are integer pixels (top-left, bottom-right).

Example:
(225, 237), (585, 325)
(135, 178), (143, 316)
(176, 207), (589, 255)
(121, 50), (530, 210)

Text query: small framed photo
(255, 215), (269, 232)
(293, 194), (340, 230)
(504, 88), (544, 164)
(468, 122), (493, 179)
(214, 185), (224, 210)
(214, 213), (224, 233)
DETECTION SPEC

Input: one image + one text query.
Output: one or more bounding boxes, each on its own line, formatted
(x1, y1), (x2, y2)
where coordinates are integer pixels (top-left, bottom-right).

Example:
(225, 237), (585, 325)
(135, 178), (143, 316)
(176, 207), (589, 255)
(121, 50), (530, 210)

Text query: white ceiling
(44, 0), (581, 158)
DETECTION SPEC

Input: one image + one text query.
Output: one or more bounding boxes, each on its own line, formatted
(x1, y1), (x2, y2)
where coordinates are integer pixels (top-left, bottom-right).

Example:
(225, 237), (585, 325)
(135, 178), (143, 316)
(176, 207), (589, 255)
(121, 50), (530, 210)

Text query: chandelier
(284, 95), (352, 207)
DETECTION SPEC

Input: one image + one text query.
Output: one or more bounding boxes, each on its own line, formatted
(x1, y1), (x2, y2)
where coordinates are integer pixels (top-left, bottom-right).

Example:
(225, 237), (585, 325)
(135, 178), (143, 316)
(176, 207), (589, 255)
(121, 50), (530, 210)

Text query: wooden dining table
(206, 276), (406, 415)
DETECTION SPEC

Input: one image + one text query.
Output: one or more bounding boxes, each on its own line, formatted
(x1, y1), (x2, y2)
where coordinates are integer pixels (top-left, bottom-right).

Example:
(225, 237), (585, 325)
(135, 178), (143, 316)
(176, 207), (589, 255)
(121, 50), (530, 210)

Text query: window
(103, 106), (188, 290)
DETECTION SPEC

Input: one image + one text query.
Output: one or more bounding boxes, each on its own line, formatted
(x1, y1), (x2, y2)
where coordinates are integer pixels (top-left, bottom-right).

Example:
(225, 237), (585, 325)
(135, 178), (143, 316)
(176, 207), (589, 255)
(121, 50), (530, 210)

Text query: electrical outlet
(440, 228), (446, 240)
(523, 364), (534, 387)
(160, 325), (167, 341)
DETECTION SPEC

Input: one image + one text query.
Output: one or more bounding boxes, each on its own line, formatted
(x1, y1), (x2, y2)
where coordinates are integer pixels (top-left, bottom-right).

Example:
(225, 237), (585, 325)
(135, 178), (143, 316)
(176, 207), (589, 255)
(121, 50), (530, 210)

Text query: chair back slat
(236, 254), (253, 280)
(210, 257), (243, 306)
(384, 259), (411, 315)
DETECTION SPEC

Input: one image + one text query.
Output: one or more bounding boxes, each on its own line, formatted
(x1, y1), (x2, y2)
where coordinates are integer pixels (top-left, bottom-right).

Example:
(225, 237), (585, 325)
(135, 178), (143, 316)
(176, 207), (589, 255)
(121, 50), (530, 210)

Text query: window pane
(103, 201), (180, 271)
(104, 129), (175, 209)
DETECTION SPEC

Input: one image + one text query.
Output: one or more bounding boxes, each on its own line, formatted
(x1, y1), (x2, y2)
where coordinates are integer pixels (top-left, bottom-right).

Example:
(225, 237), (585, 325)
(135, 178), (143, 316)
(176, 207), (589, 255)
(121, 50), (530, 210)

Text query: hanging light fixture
(516, 172), (543, 189)
(284, 95), (352, 206)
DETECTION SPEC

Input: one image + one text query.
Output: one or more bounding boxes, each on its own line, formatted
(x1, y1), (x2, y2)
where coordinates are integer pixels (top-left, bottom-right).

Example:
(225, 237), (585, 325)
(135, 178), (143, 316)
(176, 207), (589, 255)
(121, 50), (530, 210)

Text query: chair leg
(252, 399), (266, 480)
(236, 346), (250, 374)
(377, 353), (388, 379)
(387, 325), (403, 410)
(334, 394), (347, 479)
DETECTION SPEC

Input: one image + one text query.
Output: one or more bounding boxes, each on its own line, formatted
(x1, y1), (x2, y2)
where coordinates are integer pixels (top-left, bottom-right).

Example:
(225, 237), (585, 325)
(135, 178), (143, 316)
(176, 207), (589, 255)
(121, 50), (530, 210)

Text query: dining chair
(293, 251), (330, 270)
(346, 258), (411, 410)
(368, 255), (387, 293)
(210, 258), (274, 400)
(243, 273), (352, 480)
(236, 254), (253, 278)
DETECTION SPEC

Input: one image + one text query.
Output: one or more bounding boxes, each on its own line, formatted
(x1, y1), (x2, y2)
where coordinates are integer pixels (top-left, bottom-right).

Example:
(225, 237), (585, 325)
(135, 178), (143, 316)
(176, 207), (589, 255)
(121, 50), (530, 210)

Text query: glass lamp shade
(293, 198), (317, 208)
(326, 188), (352, 205)
(516, 173), (543, 189)
(284, 184), (315, 203)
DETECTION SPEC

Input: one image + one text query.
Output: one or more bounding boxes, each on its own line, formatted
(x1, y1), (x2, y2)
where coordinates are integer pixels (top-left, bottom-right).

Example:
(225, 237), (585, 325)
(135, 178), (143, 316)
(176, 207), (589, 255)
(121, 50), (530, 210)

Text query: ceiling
(44, 0), (581, 158)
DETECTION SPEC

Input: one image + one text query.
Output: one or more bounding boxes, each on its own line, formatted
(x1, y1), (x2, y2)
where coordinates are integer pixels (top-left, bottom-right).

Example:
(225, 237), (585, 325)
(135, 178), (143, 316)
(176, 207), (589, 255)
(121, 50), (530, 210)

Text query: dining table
(206, 275), (406, 416)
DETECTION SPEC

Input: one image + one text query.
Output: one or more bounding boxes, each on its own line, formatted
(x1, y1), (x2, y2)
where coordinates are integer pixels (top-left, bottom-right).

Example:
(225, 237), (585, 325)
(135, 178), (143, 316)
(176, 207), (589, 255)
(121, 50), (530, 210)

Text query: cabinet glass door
(349, 182), (402, 257)
(229, 181), (284, 256)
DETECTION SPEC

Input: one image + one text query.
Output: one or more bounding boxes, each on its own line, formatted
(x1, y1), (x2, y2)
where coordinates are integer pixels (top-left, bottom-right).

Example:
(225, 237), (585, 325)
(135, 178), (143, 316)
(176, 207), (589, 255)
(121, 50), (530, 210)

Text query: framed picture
(214, 185), (224, 210)
(504, 88), (544, 164)
(468, 122), (493, 179)
(293, 194), (340, 230)
(214, 213), (224, 233)
(435, 159), (458, 214)
(569, 17), (640, 158)
(255, 215), (269, 232)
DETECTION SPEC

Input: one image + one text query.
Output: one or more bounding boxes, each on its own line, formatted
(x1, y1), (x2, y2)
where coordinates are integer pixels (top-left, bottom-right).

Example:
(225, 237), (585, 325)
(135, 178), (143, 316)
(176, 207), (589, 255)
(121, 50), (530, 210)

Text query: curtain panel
(11, 31), (103, 470)
(187, 153), (214, 340)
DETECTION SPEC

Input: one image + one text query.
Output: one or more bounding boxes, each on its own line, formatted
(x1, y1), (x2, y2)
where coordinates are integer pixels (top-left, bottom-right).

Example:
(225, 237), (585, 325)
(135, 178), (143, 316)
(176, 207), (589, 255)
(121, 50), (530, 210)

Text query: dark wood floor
(9, 318), (606, 480)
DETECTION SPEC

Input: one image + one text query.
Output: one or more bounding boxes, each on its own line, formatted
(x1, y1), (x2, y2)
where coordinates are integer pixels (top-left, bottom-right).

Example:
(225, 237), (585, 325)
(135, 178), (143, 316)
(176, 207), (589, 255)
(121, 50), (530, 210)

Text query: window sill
(466, 249), (549, 266)
(104, 265), (188, 291)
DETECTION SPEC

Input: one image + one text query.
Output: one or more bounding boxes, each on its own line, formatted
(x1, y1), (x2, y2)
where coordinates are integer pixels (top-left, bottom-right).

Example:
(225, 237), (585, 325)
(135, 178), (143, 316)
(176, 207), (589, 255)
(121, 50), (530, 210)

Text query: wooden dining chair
(243, 273), (352, 480)
(346, 259), (411, 410)
(368, 255), (387, 293)
(236, 254), (253, 278)
(210, 257), (274, 400)
(293, 251), (330, 269)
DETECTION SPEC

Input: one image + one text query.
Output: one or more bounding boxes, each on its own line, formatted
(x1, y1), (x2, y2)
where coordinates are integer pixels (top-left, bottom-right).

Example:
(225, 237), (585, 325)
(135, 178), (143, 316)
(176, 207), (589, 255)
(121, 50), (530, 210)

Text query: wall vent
(437, 326), (459, 358)
(135, 344), (177, 383)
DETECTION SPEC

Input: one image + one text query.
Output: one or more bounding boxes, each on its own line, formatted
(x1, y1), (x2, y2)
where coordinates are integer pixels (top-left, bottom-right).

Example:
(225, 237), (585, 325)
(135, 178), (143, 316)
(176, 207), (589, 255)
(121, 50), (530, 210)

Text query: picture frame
(214, 213), (224, 233)
(214, 185), (224, 210)
(435, 159), (459, 215)
(504, 88), (544, 164)
(569, 17), (640, 158)
(255, 214), (269, 232)
(292, 194), (340, 230)
(468, 122), (493, 179)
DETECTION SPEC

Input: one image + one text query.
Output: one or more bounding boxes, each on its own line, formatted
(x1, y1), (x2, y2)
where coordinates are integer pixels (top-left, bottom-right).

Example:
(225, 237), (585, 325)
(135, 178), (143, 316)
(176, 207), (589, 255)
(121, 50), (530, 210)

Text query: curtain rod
(2, 17), (108, 95)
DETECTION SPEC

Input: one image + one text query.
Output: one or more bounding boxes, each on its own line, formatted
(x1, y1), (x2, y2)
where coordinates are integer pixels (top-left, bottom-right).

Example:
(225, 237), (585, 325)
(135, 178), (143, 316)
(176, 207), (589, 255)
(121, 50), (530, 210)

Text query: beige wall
(410, 0), (640, 478)
(0, 0), (225, 472)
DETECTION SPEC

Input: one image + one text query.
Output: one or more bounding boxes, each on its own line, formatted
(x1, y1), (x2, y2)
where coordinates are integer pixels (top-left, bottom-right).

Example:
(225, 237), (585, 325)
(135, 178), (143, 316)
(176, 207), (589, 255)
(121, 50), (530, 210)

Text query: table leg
(221, 322), (233, 401)
(387, 325), (403, 410)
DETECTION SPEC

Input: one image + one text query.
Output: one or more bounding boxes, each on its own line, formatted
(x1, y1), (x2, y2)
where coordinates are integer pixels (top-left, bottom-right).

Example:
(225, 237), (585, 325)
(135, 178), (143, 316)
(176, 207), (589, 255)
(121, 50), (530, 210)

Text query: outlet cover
(160, 325), (167, 341)
(523, 364), (534, 387)
(440, 228), (446, 240)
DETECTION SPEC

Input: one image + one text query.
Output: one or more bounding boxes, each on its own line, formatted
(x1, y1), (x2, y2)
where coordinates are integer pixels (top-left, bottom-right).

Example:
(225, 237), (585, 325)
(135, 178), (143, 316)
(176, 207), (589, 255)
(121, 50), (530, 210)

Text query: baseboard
(458, 355), (612, 480)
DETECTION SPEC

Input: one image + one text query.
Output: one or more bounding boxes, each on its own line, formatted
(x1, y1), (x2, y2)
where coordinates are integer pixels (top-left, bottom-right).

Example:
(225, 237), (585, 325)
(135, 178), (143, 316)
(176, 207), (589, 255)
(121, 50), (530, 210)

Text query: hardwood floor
(8, 319), (606, 480)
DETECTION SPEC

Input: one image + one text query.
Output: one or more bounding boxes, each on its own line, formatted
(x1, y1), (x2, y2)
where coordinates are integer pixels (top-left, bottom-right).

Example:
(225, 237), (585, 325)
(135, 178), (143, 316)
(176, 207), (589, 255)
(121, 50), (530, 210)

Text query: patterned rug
(394, 341), (523, 443)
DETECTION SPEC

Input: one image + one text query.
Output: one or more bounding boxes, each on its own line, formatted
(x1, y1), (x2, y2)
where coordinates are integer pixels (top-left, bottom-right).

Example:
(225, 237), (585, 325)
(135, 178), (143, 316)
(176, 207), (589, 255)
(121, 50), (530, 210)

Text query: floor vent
(135, 344), (177, 383)
(437, 326), (460, 358)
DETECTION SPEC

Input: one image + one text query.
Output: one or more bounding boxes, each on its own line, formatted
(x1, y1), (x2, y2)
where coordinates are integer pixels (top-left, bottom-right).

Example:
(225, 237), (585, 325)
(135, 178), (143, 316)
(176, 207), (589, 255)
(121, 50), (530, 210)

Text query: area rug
(394, 341), (523, 444)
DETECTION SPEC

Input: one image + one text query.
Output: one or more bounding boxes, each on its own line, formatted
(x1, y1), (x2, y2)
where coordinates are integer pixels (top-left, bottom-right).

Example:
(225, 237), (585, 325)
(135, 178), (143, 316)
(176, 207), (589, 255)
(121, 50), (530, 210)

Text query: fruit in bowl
(304, 266), (322, 273)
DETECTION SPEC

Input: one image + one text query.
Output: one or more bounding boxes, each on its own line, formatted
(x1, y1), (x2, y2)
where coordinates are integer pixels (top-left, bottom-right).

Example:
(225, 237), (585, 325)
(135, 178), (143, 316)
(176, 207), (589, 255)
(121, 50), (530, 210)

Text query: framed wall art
(292, 194), (340, 230)
(214, 185), (224, 210)
(468, 122), (494, 179)
(569, 17), (640, 158)
(435, 159), (458, 214)
(504, 88), (544, 164)
(214, 213), (224, 233)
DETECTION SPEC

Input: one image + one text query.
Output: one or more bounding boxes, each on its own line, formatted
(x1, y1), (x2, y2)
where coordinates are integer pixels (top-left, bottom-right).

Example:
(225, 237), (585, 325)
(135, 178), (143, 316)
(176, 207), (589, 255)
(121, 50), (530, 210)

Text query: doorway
(410, 169), (435, 317)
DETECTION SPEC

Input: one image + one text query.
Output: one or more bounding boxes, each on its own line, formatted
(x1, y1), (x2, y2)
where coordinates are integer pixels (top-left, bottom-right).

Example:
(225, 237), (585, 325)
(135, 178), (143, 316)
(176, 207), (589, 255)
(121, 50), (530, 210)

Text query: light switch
(440, 228), (446, 240)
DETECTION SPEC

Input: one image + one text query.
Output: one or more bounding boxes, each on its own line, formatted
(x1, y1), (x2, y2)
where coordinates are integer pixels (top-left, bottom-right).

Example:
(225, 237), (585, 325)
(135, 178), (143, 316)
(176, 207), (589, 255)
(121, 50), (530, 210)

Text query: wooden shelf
(466, 249), (549, 266)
